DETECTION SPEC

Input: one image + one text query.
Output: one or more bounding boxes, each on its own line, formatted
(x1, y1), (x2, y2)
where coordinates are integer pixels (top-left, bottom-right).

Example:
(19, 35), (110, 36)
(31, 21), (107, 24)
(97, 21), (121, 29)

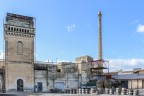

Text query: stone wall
(0, 61), (3, 69)
(4, 13), (35, 92)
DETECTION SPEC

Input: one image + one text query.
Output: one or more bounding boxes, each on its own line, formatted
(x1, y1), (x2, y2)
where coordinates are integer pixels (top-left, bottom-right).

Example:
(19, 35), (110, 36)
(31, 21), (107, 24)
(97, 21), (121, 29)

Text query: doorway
(17, 79), (23, 91)
(37, 82), (43, 92)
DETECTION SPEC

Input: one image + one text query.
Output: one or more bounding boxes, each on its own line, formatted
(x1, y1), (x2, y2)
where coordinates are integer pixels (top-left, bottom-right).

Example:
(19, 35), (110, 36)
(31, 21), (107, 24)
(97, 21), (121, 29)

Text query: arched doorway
(17, 79), (23, 91)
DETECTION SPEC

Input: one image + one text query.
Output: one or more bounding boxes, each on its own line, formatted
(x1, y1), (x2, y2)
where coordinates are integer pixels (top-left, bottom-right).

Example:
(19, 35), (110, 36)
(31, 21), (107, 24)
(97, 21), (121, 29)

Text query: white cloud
(67, 24), (76, 32)
(108, 59), (144, 72)
(137, 24), (144, 33)
(0, 50), (4, 59)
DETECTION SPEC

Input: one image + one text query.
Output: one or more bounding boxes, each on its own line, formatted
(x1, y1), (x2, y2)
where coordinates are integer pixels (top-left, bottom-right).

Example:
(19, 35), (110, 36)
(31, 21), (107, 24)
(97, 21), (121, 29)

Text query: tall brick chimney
(98, 11), (102, 60)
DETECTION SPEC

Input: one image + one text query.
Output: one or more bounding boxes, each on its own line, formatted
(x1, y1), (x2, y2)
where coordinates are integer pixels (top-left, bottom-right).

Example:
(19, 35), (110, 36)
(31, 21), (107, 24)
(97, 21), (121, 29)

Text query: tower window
(17, 41), (23, 55)
(8, 27), (10, 31)
(11, 27), (13, 31)
(25, 29), (26, 33)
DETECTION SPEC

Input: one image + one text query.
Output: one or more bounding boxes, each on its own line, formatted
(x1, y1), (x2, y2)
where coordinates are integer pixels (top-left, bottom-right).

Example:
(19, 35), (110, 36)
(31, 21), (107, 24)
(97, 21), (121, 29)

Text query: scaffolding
(87, 59), (109, 80)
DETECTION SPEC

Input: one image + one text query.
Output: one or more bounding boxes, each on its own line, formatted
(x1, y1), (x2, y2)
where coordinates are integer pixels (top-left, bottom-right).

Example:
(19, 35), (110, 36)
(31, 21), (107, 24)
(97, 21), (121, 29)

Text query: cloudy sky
(0, 0), (144, 71)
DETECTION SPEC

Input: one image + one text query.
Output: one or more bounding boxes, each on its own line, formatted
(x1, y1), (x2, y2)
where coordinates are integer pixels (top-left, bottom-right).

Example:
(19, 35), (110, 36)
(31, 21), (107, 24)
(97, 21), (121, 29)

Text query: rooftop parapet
(5, 13), (34, 28)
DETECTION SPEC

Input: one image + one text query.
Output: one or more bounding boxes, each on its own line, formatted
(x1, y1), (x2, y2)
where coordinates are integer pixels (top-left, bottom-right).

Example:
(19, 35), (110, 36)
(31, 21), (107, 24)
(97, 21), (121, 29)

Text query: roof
(7, 13), (33, 20)
(112, 74), (144, 80)
(34, 62), (56, 70)
(90, 66), (108, 70)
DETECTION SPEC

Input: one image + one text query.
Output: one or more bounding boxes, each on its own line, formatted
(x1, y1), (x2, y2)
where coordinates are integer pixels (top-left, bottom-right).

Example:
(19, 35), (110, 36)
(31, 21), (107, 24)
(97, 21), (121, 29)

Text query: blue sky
(0, 0), (144, 71)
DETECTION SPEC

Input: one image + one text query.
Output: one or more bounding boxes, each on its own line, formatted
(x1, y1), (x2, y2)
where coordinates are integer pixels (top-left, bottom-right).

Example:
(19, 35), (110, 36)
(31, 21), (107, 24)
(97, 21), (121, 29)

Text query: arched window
(27, 30), (29, 33)
(11, 27), (13, 31)
(24, 29), (26, 33)
(22, 29), (24, 32)
(8, 27), (10, 30)
(17, 41), (23, 55)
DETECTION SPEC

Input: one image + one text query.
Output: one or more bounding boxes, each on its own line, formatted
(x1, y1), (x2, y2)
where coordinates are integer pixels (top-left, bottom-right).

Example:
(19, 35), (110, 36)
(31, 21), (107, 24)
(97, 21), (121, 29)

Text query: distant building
(111, 69), (144, 89)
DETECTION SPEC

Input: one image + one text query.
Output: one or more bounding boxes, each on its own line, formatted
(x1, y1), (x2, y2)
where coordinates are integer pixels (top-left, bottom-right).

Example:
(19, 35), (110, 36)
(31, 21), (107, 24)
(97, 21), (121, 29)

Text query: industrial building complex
(0, 11), (143, 95)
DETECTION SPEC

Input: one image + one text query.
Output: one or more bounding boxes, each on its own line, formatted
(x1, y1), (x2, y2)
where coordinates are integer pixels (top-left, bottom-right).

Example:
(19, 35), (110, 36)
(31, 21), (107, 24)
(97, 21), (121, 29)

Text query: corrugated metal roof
(112, 74), (144, 80)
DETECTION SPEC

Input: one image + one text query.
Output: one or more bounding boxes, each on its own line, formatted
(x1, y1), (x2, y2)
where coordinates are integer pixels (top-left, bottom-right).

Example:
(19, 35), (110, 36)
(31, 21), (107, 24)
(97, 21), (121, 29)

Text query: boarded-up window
(17, 41), (23, 55)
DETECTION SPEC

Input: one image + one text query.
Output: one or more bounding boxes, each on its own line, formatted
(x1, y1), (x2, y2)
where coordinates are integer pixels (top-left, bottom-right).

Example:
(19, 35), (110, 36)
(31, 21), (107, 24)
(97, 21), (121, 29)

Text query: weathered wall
(6, 63), (34, 91)
(0, 75), (3, 92)
(35, 70), (48, 92)
(128, 80), (143, 89)
(4, 13), (35, 92)
(0, 61), (3, 69)
(5, 35), (34, 91)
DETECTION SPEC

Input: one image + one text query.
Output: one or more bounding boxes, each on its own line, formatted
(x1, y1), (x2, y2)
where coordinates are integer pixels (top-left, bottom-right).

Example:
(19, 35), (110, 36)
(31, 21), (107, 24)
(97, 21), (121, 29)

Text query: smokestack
(98, 11), (102, 60)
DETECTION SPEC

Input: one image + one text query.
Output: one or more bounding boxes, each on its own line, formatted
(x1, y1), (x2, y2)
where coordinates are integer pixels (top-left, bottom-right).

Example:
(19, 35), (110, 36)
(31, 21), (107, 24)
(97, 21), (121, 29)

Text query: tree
(62, 64), (78, 88)
(41, 65), (59, 91)
(48, 73), (59, 90)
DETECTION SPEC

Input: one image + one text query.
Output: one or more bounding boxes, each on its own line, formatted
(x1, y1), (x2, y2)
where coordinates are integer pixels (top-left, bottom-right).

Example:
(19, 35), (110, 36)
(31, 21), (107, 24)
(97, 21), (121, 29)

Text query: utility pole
(46, 64), (48, 92)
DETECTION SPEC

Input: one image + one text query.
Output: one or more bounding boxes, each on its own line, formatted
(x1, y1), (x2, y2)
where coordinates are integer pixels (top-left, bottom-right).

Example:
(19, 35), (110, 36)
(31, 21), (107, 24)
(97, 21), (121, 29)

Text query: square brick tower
(4, 13), (35, 92)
